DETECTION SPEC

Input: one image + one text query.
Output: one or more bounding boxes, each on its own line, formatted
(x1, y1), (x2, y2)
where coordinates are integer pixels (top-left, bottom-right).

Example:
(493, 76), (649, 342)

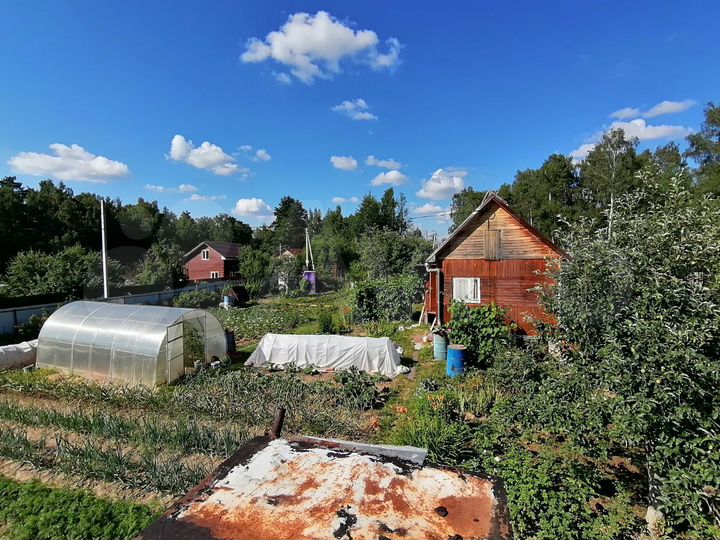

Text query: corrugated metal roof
(138, 436), (512, 540)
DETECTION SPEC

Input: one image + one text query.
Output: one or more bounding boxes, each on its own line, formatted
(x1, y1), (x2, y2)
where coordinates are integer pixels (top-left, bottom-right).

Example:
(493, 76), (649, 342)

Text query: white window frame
(201, 249), (210, 260)
(452, 277), (481, 303)
(210, 271), (220, 279)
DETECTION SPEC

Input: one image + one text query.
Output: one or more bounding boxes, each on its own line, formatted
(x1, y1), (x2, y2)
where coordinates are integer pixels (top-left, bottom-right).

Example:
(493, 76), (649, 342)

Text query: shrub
(317, 311), (334, 333)
(448, 301), (515, 366)
(351, 275), (422, 323)
(15, 312), (49, 341)
(172, 289), (220, 309)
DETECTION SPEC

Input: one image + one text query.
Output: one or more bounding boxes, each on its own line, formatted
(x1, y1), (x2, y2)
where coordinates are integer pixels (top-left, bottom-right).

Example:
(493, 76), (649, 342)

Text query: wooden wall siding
(440, 259), (551, 334)
(425, 272), (439, 314)
(185, 246), (227, 281)
(443, 204), (557, 260)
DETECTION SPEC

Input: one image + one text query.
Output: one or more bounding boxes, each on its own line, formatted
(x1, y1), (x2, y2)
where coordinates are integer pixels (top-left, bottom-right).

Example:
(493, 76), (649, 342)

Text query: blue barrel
(223, 295), (235, 307)
(433, 334), (447, 360)
(446, 344), (466, 377)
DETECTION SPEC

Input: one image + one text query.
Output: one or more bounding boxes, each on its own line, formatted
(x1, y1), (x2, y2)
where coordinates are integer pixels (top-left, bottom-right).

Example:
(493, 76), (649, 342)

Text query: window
(452, 277), (481, 303)
(210, 271), (220, 279)
(201, 249), (209, 260)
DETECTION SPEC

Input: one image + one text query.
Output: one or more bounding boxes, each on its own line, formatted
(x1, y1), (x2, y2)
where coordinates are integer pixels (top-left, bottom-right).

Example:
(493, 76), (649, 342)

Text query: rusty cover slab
(138, 436), (512, 540)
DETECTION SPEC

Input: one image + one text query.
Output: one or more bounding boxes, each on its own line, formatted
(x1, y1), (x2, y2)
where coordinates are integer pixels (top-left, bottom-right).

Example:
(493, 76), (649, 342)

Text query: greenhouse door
(166, 322), (185, 384)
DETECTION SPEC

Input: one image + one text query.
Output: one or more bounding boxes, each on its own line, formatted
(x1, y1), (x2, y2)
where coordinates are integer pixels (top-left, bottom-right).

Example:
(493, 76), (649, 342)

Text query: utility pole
(100, 199), (109, 298)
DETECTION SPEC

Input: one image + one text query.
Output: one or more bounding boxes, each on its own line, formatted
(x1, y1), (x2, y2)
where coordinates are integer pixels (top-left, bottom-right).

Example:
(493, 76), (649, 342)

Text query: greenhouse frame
(36, 301), (227, 386)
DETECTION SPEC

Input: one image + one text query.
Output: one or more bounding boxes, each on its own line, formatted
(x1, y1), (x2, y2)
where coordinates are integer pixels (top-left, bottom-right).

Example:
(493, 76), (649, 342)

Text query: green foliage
(0, 476), (159, 540)
(450, 187), (487, 231)
(210, 305), (303, 339)
(237, 247), (275, 298)
(172, 289), (220, 308)
(357, 228), (432, 280)
(448, 301), (515, 366)
(15, 312), (49, 341)
(317, 310), (334, 333)
(352, 274), (423, 323)
(0, 245), (122, 297)
(685, 101), (720, 196)
(133, 238), (185, 286)
(334, 367), (381, 410)
(539, 172), (720, 536)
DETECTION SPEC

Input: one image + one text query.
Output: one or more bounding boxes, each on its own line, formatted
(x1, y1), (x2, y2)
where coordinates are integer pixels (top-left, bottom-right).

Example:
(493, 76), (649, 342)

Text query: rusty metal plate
(139, 436), (511, 540)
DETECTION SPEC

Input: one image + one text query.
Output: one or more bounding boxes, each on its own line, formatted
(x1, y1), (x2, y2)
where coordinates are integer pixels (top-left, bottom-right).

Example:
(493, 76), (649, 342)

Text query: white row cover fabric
(0, 339), (38, 371)
(36, 301), (227, 386)
(245, 333), (409, 378)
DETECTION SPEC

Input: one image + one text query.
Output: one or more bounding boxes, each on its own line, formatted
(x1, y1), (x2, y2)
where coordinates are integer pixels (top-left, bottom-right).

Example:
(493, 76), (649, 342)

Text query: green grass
(0, 475), (160, 540)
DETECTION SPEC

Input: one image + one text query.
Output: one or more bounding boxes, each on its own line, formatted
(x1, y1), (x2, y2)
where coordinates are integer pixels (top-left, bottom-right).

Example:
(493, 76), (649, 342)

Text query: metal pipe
(270, 407), (286, 439)
(100, 199), (109, 298)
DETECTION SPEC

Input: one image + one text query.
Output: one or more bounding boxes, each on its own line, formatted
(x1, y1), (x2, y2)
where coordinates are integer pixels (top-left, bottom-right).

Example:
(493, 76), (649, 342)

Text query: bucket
(433, 333), (448, 360)
(446, 344), (466, 377)
(223, 295), (234, 307)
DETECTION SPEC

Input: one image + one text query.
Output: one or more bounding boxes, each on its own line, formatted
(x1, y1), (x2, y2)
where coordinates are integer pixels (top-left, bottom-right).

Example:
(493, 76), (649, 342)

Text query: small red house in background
(184, 241), (243, 282)
(425, 193), (567, 335)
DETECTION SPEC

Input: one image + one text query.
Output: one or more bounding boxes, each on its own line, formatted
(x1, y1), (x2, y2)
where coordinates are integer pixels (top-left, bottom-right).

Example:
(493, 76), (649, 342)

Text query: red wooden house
(424, 193), (567, 335)
(184, 241), (243, 282)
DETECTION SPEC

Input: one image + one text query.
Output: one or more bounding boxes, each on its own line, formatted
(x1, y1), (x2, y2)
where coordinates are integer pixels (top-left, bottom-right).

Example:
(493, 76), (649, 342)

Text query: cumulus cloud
(241, 11), (401, 84)
(643, 99), (696, 118)
(168, 134), (248, 176)
(239, 144), (253, 152)
(145, 183), (198, 194)
(365, 155), (402, 169)
(569, 118), (693, 161)
(330, 155), (358, 171)
(371, 170), (408, 186)
(8, 143), (130, 182)
(416, 168), (467, 200)
(332, 196), (360, 204)
(332, 98), (378, 121)
(188, 194), (227, 202)
(412, 203), (447, 216)
(254, 149), (272, 161)
(232, 197), (274, 223)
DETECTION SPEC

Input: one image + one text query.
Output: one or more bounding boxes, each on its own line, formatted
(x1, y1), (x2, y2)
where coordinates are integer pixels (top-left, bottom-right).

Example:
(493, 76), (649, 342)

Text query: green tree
(133, 239), (185, 286)
(449, 187), (486, 231)
(237, 247), (275, 298)
(541, 168), (720, 536)
(684, 102), (720, 195)
(273, 196), (307, 248)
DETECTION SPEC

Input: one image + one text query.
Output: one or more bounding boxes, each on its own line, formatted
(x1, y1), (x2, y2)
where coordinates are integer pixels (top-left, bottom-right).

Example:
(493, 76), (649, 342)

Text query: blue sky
(2, 1), (718, 233)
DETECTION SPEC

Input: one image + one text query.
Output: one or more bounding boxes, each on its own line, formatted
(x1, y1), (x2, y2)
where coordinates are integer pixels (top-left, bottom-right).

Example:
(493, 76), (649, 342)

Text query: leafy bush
(15, 312), (49, 341)
(448, 301), (515, 366)
(0, 476), (160, 540)
(317, 310), (333, 333)
(351, 274), (422, 323)
(172, 289), (220, 308)
(334, 368), (380, 410)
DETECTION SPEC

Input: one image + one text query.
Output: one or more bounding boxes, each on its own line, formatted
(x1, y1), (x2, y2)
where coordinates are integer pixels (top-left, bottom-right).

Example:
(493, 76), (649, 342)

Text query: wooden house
(424, 193), (567, 335)
(184, 241), (243, 282)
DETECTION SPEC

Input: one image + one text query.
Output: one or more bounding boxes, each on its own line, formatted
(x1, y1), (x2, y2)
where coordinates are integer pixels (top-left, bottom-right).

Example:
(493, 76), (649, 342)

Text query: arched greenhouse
(36, 301), (227, 386)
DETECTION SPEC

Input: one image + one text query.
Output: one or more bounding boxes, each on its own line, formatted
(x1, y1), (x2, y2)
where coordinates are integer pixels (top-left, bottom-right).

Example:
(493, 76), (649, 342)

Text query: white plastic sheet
(245, 333), (409, 378)
(0, 339), (38, 370)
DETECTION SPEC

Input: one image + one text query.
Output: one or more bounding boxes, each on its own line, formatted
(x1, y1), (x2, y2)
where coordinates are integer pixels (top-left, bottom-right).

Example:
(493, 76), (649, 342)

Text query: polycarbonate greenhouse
(36, 301), (227, 386)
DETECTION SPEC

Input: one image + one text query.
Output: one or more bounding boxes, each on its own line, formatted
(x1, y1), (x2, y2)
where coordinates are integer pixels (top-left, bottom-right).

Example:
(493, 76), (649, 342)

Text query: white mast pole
(305, 227), (309, 269)
(100, 199), (109, 298)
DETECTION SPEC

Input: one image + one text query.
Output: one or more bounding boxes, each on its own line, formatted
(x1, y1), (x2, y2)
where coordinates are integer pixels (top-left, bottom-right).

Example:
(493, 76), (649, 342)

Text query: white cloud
(569, 118), (693, 161)
(416, 168), (467, 200)
(610, 99), (696, 121)
(241, 11), (402, 84)
(332, 98), (378, 121)
(239, 144), (253, 152)
(643, 99), (696, 118)
(254, 149), (271, 162)
(232, 197), (274, 223)
(273, 71), (293, 85)
(610, 107), (640, 120)
(168, 134), (248, 176)
(371, 170), (408, 186)
(330, 155), (358, 171)
(365, 155), (402, 169)
(412, 203), (446, 216)
(332, 196), (360, 204)
(369, 38), (402, 70)
(8, 143), (129, 182)
(188, 194), (227, 202)
(145, 183), (199, 194)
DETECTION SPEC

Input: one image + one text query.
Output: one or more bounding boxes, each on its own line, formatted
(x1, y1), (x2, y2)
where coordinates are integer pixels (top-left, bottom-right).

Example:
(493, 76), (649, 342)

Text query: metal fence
(0, 281), (227, 336)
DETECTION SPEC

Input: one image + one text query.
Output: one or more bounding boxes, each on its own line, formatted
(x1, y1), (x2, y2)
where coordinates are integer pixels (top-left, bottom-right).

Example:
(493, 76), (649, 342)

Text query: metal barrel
(446, 344), (466, 377)
(433, 334), (448, 360)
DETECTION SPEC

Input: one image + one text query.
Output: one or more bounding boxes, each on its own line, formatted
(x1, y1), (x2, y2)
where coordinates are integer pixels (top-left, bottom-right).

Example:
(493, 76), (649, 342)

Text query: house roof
(184, 241), (243, 260)
(426, 192), (568, 263)
(281, 247), (304, 257)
